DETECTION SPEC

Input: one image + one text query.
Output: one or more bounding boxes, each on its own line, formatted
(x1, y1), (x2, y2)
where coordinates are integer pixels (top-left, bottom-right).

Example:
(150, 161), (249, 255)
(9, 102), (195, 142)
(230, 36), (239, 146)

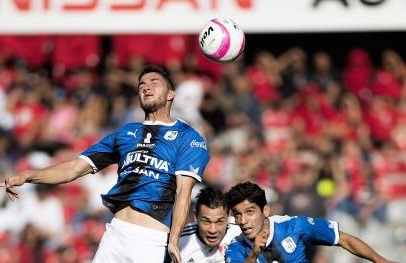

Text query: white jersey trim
(79, 155), (98, 174)
(143, 120), (177, 126)
(175, 171), (202, 182)
(331, 221), (340, 245)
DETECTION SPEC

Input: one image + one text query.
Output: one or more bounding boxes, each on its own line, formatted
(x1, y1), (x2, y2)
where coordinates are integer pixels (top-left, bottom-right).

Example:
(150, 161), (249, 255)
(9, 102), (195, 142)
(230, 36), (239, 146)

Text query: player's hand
(252, 218), (270, 256)
(0, 174), (27, 201)
(168, 241), (181, 263)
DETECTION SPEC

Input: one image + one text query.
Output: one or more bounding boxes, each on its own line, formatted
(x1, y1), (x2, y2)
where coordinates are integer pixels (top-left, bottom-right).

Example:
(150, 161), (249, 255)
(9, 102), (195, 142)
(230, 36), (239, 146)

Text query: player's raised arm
(337, 231), (399, 263)
(1, 158), (93, 200)
(168, 175), (197, 263)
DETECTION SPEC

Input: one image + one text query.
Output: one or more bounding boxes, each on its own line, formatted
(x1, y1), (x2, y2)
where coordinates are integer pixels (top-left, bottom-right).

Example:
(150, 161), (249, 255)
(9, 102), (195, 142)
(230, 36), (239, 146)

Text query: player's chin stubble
(140, 98), (166, 113)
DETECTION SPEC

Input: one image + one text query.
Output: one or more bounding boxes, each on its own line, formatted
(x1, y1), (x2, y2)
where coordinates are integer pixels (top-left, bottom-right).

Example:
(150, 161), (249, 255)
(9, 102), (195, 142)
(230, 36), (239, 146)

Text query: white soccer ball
(198, 17), (245, 63)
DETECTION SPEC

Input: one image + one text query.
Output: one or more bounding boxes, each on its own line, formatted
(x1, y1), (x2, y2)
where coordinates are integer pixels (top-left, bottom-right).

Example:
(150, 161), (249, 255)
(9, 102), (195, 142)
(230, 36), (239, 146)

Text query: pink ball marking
(210, 18), (231, 60)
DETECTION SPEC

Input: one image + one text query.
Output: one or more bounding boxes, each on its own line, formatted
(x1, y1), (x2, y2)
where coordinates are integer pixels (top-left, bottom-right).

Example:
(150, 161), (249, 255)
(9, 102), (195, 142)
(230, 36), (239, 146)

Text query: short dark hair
(226, 182), (267, 211)
(195, 187), (229, 217)
(138, 65), (175, 91)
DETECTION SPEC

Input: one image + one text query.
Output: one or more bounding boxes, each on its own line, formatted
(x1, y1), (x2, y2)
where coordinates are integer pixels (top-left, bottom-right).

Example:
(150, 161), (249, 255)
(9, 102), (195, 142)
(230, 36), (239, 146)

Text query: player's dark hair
(195, 187), (229, 217)
(138, 64), (175, 91)
(226, 181), (267, 211)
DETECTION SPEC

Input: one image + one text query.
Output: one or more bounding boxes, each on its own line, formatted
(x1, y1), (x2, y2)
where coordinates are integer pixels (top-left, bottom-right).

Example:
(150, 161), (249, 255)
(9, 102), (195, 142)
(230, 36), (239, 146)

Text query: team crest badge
(164, 131), (178, 140)
(281, 237), (296, 253)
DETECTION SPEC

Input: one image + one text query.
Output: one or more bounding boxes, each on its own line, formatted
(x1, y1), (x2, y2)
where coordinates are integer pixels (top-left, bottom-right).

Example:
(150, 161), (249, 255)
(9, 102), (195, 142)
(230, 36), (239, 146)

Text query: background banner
(0, 0), (403, 34)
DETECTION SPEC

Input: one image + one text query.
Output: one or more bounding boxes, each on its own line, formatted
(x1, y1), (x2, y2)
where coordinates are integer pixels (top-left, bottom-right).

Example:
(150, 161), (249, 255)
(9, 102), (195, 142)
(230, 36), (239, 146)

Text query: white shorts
(92, 218), (169, 263)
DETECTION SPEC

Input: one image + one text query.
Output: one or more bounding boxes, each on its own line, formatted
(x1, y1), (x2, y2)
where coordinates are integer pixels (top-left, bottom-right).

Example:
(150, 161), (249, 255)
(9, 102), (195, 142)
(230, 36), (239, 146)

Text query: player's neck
(144, 111), (173, 123)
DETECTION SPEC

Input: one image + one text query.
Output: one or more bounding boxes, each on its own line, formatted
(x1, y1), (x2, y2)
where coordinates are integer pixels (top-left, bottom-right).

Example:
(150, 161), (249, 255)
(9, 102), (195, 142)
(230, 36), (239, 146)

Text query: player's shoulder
(224, 236), (247, 263)
(270, 215), (303, 232)
(227, 221), (241, 233)
(270, 215), (293, 224)
(224, 219), (242, 241)
(227, 233), (247, 250)
(179, 222), (200, 250)
(287, 215), (319, 225)
(175, 119), (208, 151)
(180, 222), (198, 238)
(272, 215), (323, 231)
(175, 119), (205, 137)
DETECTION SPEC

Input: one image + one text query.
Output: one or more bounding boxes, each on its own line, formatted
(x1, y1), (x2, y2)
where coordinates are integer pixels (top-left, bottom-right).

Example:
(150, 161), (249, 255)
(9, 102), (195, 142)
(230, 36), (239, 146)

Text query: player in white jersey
(178, 186), (241, 263)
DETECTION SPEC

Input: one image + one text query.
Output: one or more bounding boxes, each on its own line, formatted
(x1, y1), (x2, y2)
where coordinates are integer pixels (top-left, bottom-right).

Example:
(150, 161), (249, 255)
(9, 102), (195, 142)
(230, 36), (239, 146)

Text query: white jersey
(179, 219), (241, 263)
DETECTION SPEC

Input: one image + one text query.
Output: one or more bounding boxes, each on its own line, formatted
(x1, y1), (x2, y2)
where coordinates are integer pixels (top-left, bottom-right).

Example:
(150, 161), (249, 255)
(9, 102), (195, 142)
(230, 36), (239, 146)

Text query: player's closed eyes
(139, 80), (161, 90)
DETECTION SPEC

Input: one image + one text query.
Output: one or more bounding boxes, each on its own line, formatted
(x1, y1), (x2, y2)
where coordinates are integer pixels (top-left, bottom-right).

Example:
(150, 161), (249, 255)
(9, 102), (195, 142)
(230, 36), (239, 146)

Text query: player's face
(138, 72), (174, 112)
(197, 205), (229, 247)
(231, 200), (266, 240)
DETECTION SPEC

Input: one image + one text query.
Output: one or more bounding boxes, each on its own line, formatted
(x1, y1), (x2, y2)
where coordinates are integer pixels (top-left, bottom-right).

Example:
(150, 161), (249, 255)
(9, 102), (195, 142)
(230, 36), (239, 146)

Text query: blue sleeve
(225, 241), (248, 263)
(296, 216), (339, 246)
(80, 130), (119, 172)
(174, 129), (210, 182)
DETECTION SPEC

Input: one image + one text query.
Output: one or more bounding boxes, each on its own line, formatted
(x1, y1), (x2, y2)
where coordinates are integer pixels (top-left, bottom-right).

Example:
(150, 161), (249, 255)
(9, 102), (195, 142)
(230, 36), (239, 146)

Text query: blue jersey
(79, 119), (210, 228)
(225, 215), (339, 263)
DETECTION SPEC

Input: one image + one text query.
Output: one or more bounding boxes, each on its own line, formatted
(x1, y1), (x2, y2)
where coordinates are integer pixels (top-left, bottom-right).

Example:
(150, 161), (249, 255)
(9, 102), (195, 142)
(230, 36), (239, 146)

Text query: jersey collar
(143, 119), (178, 126)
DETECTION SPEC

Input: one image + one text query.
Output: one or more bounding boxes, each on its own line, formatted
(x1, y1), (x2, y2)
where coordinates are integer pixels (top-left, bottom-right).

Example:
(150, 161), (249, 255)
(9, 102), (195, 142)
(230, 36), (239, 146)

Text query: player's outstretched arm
(337, 231), (398, 263)
(168, 175), (197, 263)
(0, 158), (93, 200)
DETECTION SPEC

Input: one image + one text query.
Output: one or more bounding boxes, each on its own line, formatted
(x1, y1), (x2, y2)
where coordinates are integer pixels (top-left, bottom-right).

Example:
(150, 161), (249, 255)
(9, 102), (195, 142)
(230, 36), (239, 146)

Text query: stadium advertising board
(0, 0), (403, 34)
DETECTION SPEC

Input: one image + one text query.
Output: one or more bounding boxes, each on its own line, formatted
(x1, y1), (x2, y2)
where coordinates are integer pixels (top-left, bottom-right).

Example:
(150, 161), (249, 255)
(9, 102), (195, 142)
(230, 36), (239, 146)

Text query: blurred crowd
(0, 35), (405, 262)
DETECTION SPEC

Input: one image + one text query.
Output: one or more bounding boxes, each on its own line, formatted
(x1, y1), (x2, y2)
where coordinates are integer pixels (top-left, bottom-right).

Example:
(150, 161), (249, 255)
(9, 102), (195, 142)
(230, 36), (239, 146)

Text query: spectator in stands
(40, 89), (78, 152)
(279, 47), (311, 98)
(364, 96), (397, 148)
(310, 50), (341, 91)
(246, 50), (282, 105)
(381, 49), (406, 89)
(332, 140), (388, 225)
(342, 48), (375, 102)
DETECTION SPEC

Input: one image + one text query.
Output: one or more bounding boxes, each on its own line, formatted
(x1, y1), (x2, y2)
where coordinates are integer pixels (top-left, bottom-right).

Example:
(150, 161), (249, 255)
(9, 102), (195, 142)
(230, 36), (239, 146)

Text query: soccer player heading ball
(1, 65), (210, 263)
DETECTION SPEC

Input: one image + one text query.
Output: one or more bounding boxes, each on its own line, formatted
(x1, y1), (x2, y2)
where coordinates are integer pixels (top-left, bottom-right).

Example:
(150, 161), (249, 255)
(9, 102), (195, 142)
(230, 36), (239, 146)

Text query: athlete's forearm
(168, 189), (191, 245)
(24, 158), (92, 185)
(338, 231), (389, 263)
(169, 175), (197, 246)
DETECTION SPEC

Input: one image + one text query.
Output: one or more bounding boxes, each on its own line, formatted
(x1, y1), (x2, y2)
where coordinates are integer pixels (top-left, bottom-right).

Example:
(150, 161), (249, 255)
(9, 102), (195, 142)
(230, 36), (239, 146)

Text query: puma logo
(127, 130), (137, 138)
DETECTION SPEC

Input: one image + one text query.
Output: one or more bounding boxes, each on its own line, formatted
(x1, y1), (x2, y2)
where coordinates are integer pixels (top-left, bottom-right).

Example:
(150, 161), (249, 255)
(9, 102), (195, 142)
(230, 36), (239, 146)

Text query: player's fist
(168, 241), (181, 263)
(252, 218), (270, 255)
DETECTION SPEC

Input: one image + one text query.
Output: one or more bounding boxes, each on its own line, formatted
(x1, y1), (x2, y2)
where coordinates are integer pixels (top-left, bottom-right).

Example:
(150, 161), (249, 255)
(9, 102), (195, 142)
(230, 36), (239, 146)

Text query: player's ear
(263, 204), (271, 217)
(167, 90), (175, 101)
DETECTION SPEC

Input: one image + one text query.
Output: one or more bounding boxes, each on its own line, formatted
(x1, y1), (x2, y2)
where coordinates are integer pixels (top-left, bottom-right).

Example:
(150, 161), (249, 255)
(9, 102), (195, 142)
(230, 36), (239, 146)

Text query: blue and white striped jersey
(79, 119), (210, 228)
(225, 215), (339, 263)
